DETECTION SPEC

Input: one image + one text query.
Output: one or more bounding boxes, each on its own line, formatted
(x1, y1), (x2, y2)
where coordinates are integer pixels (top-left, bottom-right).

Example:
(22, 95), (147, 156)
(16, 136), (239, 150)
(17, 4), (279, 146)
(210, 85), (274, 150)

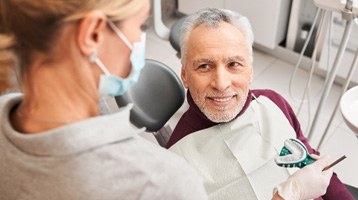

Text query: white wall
(178, 0), (291, 49)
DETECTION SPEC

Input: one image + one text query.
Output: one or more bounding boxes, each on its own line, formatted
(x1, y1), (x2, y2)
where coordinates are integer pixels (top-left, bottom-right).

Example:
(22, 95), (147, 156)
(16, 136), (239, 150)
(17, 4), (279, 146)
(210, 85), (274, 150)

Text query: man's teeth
(212, 97), (232, 102)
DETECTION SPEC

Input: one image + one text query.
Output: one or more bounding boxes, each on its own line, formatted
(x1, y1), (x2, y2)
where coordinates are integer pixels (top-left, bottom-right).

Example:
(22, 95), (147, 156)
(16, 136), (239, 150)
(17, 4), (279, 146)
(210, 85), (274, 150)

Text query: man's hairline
(181, 22), (252, 68)
(180, 26), (253, 69)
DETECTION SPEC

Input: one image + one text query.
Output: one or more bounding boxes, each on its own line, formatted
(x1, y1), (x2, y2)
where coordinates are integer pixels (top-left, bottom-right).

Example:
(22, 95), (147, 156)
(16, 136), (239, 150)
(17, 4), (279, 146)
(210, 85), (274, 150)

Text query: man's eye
(228, 62), (242, 68)
(198, 64), (210, 70)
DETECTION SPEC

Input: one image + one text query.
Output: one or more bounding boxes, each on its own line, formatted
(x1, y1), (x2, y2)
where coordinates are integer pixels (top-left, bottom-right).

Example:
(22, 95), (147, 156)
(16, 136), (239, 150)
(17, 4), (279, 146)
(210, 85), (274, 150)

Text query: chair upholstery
(115, 59), (185, 133)
(169, 17), (186, 56)
(345, 183), (358, 199)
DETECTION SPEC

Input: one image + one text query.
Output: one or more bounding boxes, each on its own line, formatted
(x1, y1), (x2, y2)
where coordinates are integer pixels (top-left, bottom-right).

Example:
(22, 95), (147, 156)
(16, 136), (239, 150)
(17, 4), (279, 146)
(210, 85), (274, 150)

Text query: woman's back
(0, 93), (207, 200)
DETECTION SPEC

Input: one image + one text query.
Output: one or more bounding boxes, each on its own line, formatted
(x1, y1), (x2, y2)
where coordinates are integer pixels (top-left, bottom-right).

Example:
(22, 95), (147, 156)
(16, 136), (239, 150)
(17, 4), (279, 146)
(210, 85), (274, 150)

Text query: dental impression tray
(275, 138), (316, 168)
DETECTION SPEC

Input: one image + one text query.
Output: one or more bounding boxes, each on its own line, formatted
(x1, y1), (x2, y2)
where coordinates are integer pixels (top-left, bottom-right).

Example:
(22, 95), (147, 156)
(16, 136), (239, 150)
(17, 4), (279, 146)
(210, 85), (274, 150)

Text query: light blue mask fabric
(91, 21), (146, 97)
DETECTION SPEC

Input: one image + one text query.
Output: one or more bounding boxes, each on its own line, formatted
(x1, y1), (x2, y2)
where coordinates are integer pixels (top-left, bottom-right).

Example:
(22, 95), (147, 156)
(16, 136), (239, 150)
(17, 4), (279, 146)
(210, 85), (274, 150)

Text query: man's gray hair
(180, 8), (254, 64)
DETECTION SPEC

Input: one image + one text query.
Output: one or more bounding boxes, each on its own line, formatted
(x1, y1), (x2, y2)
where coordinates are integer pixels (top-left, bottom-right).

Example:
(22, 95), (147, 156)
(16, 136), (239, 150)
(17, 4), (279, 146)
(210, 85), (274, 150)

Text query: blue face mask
(90, 21), (146, 97)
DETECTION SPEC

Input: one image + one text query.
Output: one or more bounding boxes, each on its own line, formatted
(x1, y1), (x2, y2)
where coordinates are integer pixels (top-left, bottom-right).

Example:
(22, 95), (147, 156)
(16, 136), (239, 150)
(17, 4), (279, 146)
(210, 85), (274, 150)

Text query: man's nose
(210, 67), (231, 92)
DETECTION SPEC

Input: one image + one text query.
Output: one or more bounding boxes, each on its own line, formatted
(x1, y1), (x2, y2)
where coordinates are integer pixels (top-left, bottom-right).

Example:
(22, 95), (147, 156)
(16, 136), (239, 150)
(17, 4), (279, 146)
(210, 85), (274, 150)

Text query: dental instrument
(322, 155), (347, 171)
(307, 0), (358, 147)
(317, 49), (358, 150)
(288, 7), (331, 134)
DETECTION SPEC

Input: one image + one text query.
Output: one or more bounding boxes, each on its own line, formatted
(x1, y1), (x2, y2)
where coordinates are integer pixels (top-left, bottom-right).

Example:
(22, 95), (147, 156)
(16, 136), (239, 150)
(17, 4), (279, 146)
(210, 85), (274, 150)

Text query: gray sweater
(0, 93), (207, 200)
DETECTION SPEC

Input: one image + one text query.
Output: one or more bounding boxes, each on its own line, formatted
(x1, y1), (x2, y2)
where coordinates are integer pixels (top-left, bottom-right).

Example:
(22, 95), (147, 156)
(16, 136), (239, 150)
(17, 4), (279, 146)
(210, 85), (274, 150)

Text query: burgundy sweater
(167, 89), (354, 200)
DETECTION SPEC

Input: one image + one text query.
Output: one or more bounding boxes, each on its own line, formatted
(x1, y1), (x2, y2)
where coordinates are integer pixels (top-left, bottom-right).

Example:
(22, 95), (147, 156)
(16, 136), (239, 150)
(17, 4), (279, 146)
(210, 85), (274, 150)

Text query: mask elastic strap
(89, 53), (111, 76)
(107, 21), (133, 50)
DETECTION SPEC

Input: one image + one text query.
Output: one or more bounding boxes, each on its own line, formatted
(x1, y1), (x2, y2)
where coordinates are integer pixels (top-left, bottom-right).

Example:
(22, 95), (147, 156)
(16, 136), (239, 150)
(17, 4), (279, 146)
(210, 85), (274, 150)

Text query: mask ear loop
(107, 21), (133, 50)
(89, 53), (111, 76)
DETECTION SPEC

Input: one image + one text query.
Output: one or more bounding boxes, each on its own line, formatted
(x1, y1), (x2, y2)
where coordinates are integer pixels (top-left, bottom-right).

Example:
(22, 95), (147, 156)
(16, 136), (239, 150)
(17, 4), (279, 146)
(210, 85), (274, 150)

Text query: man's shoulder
(252, 89), (281, 98)
(251, 89), (288, 104)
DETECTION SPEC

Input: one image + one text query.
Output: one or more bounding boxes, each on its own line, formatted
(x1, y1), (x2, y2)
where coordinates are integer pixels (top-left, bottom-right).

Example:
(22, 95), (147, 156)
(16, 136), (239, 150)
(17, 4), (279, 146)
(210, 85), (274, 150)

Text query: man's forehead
(191, 55), (246, 64)
(191, 21), (243, 36)
(187, 25), (247, 50)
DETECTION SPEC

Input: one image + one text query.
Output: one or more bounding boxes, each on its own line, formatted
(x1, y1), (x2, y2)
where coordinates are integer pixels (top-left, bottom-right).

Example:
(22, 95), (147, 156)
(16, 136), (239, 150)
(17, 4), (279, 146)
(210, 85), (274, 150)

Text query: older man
(166, 8), (353, 200)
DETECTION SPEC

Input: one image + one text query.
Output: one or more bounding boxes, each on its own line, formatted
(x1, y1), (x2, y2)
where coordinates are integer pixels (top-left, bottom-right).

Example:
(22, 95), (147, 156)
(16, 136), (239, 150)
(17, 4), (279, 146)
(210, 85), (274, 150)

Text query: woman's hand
(273, 155), (333, 200)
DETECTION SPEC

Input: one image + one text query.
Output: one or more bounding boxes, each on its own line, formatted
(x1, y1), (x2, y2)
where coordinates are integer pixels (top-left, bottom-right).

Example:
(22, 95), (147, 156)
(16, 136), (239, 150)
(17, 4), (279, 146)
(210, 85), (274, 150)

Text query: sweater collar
(1, 94), (139, 157)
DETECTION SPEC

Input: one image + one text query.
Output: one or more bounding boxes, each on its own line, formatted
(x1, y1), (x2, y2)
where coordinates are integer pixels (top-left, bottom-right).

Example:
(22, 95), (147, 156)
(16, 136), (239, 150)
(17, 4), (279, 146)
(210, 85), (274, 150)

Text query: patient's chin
(202, 109), (238, 123)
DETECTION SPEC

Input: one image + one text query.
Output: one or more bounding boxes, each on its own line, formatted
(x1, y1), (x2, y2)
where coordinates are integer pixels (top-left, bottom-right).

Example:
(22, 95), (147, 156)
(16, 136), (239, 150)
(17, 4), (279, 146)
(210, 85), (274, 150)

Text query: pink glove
(275, 155), (333, 200)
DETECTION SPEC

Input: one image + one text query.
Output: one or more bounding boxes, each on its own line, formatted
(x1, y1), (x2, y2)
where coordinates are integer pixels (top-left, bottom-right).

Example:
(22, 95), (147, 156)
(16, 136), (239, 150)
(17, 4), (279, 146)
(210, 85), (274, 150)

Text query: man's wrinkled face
(181, 22), (253, 123)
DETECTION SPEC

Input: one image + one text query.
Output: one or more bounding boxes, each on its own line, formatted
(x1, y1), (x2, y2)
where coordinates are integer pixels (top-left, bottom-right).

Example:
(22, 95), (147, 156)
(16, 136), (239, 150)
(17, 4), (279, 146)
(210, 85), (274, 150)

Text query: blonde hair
(0, 34), (17, 93)
(0, 0), (145, 91)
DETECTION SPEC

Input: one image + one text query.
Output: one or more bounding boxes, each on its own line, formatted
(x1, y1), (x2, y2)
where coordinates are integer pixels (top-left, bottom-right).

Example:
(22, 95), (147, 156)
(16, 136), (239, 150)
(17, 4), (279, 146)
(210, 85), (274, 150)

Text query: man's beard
(192, 90), (248, 123)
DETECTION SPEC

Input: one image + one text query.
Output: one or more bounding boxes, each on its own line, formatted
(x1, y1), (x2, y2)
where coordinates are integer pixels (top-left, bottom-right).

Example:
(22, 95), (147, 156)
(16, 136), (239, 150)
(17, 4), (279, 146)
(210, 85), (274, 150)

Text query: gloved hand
(275, 155), (333, 200)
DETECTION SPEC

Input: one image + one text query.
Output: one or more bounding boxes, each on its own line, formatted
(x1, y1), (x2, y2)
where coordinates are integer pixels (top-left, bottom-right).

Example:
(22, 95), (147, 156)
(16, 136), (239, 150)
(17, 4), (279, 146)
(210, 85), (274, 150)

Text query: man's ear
(77, 10), (107, 56)
(181, 65), (189, 89)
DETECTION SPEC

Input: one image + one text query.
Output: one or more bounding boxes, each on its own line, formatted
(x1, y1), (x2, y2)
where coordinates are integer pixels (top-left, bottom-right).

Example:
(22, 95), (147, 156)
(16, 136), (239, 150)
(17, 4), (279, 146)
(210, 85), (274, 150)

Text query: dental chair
(168, 17), (186, 57)
(115, 59), (185, 147)
(153, 0), (186, 57)
(345, 183), (358, 199)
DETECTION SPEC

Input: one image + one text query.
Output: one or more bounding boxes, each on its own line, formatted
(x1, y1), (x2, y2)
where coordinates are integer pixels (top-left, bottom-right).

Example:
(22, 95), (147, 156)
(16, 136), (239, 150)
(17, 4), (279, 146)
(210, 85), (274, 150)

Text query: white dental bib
(170, 96), (299, 200)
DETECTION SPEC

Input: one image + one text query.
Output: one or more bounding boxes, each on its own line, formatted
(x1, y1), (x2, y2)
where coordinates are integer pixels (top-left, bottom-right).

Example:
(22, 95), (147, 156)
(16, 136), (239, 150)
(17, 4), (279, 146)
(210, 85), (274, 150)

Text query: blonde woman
(0, 0), (207, 199)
